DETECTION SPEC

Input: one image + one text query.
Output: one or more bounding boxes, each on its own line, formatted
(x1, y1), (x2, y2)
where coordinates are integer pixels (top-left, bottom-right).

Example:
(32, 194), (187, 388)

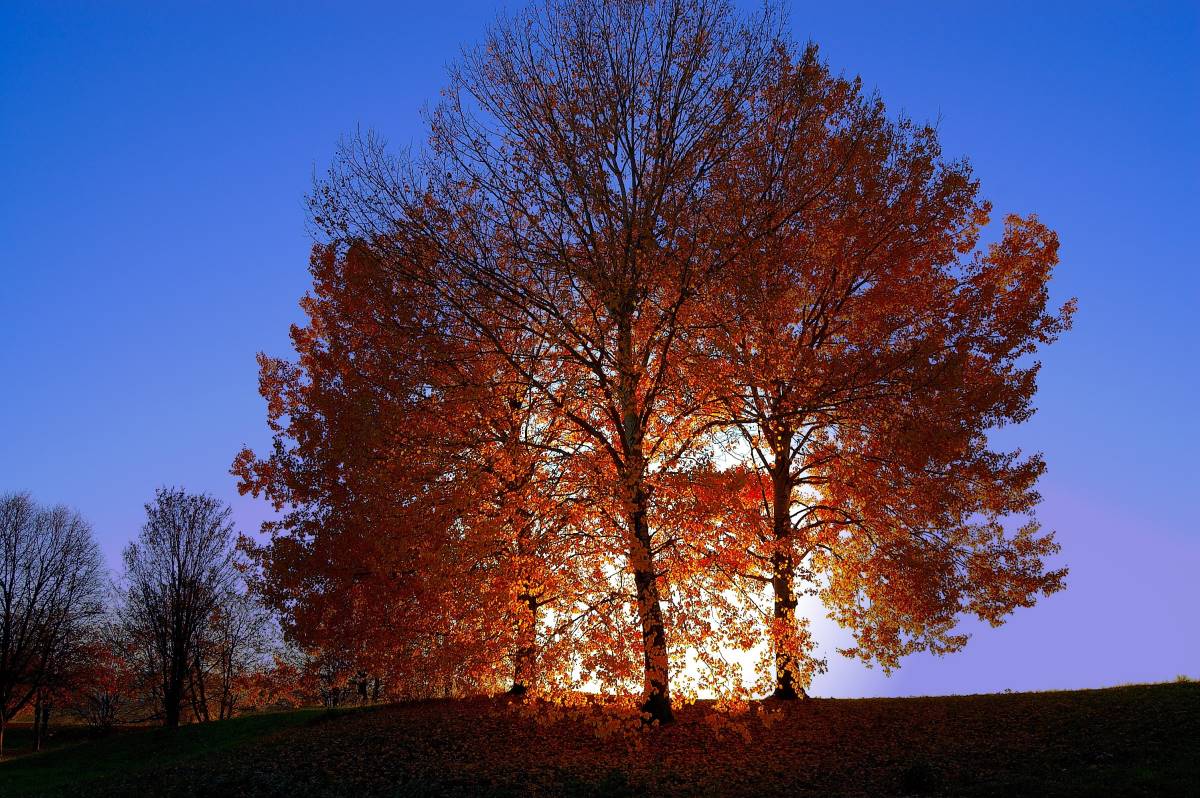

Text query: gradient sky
(1, 1), (1196, 698)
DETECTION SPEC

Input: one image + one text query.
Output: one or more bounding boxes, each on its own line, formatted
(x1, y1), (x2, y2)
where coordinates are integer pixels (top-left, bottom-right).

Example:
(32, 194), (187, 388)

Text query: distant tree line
(0, 494), (103, 756)
(0, 488), (380, 759)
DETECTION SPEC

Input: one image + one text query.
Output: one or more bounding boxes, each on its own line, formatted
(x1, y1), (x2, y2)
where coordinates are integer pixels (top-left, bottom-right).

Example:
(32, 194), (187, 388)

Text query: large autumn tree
(699, 47), (1074, 698)
(309, 0), (801, 724)
(241, 0), (1072, 723)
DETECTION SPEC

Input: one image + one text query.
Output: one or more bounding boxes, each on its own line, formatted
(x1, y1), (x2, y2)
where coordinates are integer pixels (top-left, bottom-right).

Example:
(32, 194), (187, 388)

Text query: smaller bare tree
(209, 591), (273, 720)
(67, 621), (140, 732)
(121, 488), (237, 728)
(0, 493), (105, 757)
(186, 589), (274, 721)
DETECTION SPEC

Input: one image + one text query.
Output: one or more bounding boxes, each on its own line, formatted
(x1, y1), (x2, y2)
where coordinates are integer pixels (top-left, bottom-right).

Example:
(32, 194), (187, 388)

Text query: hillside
(2, 682), (1196, 797)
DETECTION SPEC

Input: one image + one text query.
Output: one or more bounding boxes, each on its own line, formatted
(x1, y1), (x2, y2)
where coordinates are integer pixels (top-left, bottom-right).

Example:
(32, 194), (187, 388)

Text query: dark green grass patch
(0, 724), (98, 759)
(0, 707), (339, 796)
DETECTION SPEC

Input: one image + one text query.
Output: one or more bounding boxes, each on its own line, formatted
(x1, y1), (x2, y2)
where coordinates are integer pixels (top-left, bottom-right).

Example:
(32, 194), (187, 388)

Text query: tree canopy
(235, 0), (1073, 724)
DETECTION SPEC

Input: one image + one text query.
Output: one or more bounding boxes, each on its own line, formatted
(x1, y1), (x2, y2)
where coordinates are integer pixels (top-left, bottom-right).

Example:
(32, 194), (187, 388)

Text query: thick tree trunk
(614, 314), (674, 724)
(630, 487), (673, 724)
(509, 593), (539, 696)
(770, 549), (804, 700)
(769, 437), (807, 700)
(165, 641), (189, 728)
(164, 680), (182, 728)
(509, 526), (540, 697)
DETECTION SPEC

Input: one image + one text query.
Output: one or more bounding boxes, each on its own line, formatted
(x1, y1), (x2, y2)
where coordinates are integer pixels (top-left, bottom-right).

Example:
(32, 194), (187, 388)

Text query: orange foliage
(235, 0), (1072, 723)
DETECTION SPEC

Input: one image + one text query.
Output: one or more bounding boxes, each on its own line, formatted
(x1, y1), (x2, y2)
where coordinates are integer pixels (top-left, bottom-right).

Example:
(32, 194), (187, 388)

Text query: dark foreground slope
(2, 682), (1196, 797)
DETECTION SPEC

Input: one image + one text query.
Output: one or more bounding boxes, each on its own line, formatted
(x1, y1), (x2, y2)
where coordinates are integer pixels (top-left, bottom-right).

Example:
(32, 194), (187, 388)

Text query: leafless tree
(120, 487), (237, 728)
(67, 621), (140, 732)
(0, 493), (105, 757)
(190, 589), (275, 721)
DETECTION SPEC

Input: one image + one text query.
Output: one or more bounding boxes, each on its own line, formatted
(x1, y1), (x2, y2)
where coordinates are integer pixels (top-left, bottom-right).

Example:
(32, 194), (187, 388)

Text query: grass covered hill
(2, 681), (1196, 797)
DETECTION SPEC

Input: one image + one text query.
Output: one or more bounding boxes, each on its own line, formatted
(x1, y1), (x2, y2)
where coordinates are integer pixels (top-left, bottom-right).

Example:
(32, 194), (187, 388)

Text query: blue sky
(1, 1), (1196, 697)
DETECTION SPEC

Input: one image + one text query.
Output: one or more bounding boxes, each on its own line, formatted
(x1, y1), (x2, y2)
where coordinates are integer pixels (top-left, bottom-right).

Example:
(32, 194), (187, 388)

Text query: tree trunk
(31, 692), (52, 751)
(164, 680), (182, 728)
(37, 700), (50, 751)
(0, 714), (6, 760)
(509, 649), (536, 695)
(509, 596), (538, 696)
(165, 641), (189, 728)
(630, 487), (673, 723)
(192, 655), (210, 722)
(217, 651), (233, 720)
(510, 531), (540, 696)
(769, 436), (807, 700)
(615, 313), (674, 724)
(32, 693), (42, 752)
(770, 548), (803, 700)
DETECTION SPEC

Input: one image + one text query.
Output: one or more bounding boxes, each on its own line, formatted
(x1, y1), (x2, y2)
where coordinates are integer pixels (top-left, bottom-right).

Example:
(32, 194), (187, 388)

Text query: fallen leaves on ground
(15, 682), (1200, 797)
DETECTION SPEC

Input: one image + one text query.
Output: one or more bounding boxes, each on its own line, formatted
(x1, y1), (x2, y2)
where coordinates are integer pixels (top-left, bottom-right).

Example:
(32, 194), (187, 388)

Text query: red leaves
(235, 0), (1073, 711)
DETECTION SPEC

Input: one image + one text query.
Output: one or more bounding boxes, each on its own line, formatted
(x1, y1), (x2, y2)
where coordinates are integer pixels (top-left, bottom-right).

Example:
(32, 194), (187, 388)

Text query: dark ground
(2, 681), (1196, 797)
